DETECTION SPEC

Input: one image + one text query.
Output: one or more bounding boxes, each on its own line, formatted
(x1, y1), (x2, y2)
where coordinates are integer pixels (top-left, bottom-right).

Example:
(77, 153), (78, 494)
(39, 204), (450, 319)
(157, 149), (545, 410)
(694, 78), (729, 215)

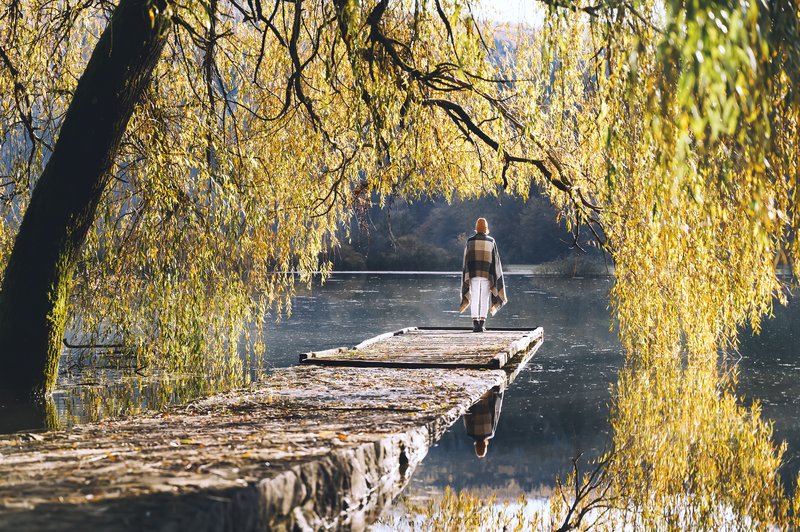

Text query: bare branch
(434, 0), (460, 63)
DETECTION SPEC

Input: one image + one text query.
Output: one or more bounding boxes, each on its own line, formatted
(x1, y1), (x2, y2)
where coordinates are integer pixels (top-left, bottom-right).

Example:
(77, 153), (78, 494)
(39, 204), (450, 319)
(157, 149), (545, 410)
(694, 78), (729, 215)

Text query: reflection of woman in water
(463, 388), (504, 458)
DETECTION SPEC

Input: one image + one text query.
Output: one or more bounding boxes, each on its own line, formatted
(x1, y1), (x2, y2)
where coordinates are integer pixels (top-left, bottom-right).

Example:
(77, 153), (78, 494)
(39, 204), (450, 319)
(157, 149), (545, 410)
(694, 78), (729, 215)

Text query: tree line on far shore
(329, 192), (606, 272)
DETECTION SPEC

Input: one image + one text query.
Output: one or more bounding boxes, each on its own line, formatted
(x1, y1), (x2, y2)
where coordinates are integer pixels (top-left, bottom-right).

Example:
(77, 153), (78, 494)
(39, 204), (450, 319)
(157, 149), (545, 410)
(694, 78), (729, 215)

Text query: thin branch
(421, 98), (552, 185)
(554, 452), (614, 532)
(63, 339), (125, 349)
(434, 0), (460, 63)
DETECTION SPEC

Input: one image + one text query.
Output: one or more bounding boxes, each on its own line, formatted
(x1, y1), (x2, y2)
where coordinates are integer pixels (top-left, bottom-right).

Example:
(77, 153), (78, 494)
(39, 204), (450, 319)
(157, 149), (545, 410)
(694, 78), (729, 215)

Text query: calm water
(261, 274), (800, 500)
(3, 273), (800, 502)
(260, 273), (622, 500)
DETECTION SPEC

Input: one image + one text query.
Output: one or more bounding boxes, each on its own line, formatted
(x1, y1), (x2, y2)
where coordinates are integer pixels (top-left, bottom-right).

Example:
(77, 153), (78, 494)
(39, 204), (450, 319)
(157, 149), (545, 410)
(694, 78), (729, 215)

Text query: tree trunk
(0, 0), (170, 400)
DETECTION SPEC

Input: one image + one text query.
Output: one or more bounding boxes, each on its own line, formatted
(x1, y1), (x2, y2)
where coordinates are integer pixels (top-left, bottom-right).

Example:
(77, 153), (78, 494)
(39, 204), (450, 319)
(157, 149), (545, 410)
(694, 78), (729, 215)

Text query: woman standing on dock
(460, 217), (507, 332)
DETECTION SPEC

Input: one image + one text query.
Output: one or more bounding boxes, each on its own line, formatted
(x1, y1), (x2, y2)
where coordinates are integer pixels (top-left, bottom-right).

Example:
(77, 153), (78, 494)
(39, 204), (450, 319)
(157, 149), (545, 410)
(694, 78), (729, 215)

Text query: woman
(460, 217), (507, 332)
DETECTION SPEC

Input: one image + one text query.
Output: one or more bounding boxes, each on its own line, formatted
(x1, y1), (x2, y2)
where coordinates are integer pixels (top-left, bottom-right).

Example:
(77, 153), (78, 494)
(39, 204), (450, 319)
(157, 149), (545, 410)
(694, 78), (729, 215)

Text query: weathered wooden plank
(505, 328), (544, 384)
(352, 327), (418, 350)
(298, 346), (347, 362)
(414, 327), (539, 331)
(299, 358), (504, 369)
(491, 350), (510, 369)
(300, 327), (539, 370)
(508, 327), (544, 357)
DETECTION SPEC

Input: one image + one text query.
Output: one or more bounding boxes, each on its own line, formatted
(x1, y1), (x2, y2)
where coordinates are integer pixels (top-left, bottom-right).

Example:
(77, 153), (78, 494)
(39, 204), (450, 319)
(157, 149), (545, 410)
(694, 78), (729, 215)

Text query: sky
(475, 0), (545, 27)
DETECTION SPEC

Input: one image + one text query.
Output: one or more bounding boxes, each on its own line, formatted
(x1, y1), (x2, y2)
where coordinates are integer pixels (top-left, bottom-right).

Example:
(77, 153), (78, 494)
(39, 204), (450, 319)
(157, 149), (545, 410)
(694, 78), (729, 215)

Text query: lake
(261, 273), (800, 504)
(4, 273), (800, 511)
(260, 273), (622, 503)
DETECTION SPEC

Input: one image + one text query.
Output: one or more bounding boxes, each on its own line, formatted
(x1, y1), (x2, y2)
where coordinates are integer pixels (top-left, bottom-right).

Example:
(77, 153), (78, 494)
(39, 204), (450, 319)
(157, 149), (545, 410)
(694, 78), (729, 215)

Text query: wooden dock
(300, 327), (543, 369)
(0, 327), (543, 531)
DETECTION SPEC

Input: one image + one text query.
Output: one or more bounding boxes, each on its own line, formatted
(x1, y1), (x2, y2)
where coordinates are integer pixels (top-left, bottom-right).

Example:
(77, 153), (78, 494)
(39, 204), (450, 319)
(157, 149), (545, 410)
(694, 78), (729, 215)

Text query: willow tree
(396, 0), (800, 527)
(523, 0), (800, 527)
(0, 0), (584, 399)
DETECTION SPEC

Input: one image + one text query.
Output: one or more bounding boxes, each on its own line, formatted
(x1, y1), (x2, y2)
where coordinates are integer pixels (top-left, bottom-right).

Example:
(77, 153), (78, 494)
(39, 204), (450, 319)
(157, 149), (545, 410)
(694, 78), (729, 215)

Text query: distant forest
(329, 192), (607, 272)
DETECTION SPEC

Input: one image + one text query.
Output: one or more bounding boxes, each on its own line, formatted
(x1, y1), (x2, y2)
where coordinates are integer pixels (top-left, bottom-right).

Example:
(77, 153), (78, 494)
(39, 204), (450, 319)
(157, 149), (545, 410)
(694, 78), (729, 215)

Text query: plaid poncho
(463, 388), (504, 440)
(459, 233), (507, 316)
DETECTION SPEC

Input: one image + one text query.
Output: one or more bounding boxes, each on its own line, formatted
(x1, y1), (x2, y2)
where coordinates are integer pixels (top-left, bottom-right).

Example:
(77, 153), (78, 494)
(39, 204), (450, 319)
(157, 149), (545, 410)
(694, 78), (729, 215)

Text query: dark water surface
(3, 273), (800, 502)
(737, 305), (800, 483)
(262, 274), (800, 499)
(260, 274), (623, 498)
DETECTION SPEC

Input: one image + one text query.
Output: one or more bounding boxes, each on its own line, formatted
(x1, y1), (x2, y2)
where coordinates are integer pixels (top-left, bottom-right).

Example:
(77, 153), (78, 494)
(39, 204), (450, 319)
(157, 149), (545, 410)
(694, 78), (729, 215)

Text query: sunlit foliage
(3, 0), (800, 525)
(0, 0), (559, 380)
(534, 0), (800, 527)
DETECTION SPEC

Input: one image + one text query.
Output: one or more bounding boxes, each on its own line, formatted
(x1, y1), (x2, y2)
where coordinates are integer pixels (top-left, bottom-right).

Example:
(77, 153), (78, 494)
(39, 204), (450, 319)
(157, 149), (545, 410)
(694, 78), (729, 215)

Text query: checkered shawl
(459, 233), (507, 315)
(463, 389), (504, 439)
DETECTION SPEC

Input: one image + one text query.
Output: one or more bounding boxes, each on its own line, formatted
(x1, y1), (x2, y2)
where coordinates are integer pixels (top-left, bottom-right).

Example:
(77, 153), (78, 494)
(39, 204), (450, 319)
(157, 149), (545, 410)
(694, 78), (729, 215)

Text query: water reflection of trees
(602, 360), (788, 528)
(0, 372), (246, 433)
(392, 359), (795, 529)
(50, 373), (243, 429)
